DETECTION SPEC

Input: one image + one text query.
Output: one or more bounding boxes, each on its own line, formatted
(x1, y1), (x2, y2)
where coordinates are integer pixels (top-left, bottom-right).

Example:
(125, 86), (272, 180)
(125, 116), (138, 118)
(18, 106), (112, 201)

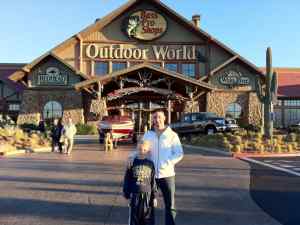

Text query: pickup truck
(170, 112), (227, 135)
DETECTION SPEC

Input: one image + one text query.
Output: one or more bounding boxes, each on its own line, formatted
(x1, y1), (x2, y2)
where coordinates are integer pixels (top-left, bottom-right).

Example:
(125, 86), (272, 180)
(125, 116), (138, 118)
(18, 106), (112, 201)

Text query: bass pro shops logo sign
(124, 10), (167, 41)
(219, 70), (250, 87)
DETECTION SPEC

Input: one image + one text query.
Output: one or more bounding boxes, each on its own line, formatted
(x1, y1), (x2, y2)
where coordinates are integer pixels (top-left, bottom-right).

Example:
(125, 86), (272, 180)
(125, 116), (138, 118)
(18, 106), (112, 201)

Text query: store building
(0, 63), (25, 121)
(6, 0), (270, 127)
(273, 68), (300, 128)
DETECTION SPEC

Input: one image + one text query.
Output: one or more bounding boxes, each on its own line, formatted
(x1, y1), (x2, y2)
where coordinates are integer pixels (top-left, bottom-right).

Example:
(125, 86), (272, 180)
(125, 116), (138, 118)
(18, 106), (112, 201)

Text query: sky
(0, 0), (299, 67)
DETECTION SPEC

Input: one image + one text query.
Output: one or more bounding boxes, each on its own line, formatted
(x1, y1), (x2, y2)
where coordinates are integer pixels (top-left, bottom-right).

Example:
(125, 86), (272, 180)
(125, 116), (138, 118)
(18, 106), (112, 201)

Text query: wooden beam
(83, 87), (92, 94)
(210, 55), (239, 75)
(193, 91), (206, 101)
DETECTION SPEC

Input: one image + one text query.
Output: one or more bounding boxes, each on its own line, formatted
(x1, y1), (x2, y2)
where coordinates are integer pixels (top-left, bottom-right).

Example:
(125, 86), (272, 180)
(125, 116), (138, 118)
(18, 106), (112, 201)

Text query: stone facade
(83, 94), (108, 125)
(17, 89), (84, 125)
(206, 90), (262, 126)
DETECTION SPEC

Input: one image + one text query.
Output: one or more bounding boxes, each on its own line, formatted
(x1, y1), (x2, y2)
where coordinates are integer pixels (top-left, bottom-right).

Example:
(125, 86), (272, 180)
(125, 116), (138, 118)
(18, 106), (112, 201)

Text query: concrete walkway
(0, 140), (281, 225)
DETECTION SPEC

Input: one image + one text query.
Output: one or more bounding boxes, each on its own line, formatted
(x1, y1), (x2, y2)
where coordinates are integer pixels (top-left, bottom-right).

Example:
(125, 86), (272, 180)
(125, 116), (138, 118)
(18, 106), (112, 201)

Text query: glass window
(285, 100), (300, 106)
(226, 103), (242, 119)
(165, 63), (178, 73)
(95, 62), (108, 76)
(285, 108), (300, 126)
(112, 62), (126, 72)
(8, 104), (20, 111)
(43, 101), (63, 119)
(182, 64), (195, 78)
(151, 63), (161, 68)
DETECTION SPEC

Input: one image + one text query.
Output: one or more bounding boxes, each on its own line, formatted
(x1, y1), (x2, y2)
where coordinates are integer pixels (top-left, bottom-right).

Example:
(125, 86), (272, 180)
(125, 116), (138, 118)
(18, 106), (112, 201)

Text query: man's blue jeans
(156, 176), (176, 225)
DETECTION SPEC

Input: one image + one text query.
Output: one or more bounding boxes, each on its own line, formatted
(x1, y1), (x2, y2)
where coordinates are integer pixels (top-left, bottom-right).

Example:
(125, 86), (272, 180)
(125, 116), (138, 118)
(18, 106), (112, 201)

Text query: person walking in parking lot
(63, 118), (77, 155)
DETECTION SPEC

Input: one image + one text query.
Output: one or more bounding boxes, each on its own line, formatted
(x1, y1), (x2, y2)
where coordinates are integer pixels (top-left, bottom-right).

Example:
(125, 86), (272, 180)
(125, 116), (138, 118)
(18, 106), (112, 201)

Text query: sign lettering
(125, 10), (167, 41)
(85, 44), (197, 61)
(37, 67), (68, 86)
(219, 70), (250, 86)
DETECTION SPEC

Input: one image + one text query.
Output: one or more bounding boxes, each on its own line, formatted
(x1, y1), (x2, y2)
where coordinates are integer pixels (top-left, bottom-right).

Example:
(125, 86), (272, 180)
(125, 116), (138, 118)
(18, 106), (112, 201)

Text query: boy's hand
(153, 198), (157, 207)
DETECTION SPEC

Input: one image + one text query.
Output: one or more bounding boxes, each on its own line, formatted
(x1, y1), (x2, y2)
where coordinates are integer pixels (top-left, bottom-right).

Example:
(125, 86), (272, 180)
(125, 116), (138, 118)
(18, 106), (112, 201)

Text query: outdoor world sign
(37, 67), (68, 86)
(85, 44), (197, 61)
(219, 70), (250, 86)
(124, 10), (167, 41)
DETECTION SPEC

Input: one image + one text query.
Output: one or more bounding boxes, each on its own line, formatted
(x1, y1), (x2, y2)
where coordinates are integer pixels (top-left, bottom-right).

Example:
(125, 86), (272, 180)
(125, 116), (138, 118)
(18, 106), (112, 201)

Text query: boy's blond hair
(138, 140), (151, 151)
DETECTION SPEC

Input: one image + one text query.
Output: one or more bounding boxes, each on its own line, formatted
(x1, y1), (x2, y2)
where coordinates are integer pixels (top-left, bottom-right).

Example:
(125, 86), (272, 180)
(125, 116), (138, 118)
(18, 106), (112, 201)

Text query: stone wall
(248, 92), (262, 126)
(206, 90), (262, 126)
(82, 93), (108, 124)
(17, 89), (84, 125)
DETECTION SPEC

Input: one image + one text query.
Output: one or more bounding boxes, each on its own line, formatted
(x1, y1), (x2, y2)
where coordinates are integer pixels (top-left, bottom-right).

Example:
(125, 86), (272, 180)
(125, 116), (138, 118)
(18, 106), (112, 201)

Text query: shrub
(76, 123), (98, 135)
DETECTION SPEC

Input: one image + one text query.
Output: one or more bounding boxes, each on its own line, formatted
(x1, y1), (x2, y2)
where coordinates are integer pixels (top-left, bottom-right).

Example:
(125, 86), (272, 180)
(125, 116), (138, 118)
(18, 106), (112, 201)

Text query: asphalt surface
(0, 137), (282, 225)
(241, 156), (300, 225)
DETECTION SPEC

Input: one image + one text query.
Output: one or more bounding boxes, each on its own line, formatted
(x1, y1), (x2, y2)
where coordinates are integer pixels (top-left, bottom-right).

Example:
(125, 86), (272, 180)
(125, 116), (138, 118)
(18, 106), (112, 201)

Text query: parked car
(225, 118), (240, 133)
(170, 112), (226, 135)
(98, 115), (134, 143)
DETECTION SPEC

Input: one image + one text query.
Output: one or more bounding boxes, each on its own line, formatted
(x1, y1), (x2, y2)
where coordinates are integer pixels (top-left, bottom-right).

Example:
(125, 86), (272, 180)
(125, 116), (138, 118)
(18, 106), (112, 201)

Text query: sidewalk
(0, 141), (281, 225)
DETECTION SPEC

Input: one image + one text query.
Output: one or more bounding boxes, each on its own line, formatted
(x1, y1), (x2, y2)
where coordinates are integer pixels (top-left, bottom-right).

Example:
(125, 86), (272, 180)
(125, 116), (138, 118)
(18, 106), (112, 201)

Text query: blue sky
(0, 0), (299, 67)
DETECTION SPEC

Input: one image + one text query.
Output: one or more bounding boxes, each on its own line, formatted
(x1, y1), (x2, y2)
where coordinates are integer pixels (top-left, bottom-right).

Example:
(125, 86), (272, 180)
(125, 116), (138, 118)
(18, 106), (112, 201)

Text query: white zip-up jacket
(143, 127), (184, 179)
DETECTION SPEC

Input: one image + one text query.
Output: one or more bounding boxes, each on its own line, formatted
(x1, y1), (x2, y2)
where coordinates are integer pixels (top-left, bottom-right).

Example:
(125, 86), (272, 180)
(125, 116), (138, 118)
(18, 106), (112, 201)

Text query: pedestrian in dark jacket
(51, 118), (63, 153)
(123, 140), (157, 225)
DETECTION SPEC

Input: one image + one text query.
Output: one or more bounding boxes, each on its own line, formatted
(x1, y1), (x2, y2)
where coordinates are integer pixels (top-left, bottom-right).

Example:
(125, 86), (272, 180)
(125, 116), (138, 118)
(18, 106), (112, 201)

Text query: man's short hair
(152, 109), (166, 115)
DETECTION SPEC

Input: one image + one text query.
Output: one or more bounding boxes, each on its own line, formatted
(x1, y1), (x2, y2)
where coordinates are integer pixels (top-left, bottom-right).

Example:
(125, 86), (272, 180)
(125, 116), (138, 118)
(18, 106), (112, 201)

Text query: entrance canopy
(75, 63), (215, 103)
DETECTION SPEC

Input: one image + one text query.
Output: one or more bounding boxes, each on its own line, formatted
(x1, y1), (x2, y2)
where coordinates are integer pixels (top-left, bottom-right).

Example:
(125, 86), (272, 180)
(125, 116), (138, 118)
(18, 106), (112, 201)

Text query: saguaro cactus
(255, 47), (278, 139)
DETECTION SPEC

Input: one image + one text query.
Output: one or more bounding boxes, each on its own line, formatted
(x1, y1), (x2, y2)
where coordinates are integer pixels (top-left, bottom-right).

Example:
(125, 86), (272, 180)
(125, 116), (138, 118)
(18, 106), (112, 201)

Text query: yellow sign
(125, 10), (167, 41)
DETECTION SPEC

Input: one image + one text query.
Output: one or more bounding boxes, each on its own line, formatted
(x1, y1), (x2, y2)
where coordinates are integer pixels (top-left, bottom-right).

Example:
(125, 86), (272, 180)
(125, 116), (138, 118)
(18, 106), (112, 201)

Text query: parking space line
(239, 157), (300, 177)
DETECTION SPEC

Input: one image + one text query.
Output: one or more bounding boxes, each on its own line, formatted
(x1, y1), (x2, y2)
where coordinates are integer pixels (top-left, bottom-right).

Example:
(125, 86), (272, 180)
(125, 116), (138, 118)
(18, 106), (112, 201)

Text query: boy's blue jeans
(156, 176), (176, 225)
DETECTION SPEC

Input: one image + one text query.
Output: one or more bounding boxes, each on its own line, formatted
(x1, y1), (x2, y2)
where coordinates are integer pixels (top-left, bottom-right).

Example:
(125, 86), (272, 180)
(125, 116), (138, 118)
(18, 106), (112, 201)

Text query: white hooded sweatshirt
(143, 127), (184, 179)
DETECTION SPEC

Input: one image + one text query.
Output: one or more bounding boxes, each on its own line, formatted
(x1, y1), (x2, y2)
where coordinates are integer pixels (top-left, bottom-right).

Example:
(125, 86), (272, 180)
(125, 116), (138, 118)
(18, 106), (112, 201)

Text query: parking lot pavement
(0, 142), (281, 225)
(240, 156), (300, 225)
(247, 156), (300, 175)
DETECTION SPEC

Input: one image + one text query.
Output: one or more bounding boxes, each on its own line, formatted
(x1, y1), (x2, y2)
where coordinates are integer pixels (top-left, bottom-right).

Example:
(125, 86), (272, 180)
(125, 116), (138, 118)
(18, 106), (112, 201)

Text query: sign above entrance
(219, 70), (250, 86)
(124, 10), (167, 41)
(37, 67), (68, 86)
(85, 44), (196, 61)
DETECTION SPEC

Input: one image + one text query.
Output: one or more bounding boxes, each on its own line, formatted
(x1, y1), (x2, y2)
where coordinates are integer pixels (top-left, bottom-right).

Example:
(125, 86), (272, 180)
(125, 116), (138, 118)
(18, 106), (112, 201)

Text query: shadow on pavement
(0, 197), (125, 224)
(248, 161), (300, 225)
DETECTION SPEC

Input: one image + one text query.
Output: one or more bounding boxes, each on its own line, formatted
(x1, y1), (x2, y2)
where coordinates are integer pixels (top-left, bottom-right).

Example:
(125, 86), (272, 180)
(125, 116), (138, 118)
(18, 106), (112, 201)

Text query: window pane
(9, 104), (20, 111)
(43, 101), (63, 119)
(151, 63), (161, 68)
(112, 62), (126, 72)
(165, 63), (178, 72)
(226, 103), (242, 119)
(182, 64), (195, 78)
(95, 62), (108, 76)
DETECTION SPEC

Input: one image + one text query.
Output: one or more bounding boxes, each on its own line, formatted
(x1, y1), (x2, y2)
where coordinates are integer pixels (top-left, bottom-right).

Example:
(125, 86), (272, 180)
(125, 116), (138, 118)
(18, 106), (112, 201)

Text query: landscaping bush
(76, 123), (98, 135)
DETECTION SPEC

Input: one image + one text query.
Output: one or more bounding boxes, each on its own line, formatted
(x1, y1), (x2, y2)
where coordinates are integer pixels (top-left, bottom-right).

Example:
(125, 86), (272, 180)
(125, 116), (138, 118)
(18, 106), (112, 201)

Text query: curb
(183, 144), (233, 156)
(0, 147), (51, 157)
(234, 152), (300, 158)
(238, 156), (300, 177)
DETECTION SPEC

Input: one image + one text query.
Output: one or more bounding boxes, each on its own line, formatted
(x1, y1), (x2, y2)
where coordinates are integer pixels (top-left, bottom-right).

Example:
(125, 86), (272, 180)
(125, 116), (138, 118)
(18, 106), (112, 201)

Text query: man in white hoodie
(142, 110), (184, 225)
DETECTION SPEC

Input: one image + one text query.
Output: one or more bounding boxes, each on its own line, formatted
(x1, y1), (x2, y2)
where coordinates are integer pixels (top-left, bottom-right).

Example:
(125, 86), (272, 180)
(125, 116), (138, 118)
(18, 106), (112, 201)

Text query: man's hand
(153, 198), (158, 207)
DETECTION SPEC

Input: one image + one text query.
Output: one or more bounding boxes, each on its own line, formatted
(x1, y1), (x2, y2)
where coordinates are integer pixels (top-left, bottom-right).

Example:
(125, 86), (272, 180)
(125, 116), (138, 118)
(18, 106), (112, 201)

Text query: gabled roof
(0, 63), (27, 92)
(75, 63), (214, 91)
(9, 53), (90, 82)
(9, 0), (264, 85)
(260, 67), (300, 98)
(51, 0), (263, 76)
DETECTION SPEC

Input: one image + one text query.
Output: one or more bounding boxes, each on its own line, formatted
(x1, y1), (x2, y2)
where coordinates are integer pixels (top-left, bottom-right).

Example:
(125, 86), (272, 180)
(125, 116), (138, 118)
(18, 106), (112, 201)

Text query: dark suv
(170, 112), (226, 135)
